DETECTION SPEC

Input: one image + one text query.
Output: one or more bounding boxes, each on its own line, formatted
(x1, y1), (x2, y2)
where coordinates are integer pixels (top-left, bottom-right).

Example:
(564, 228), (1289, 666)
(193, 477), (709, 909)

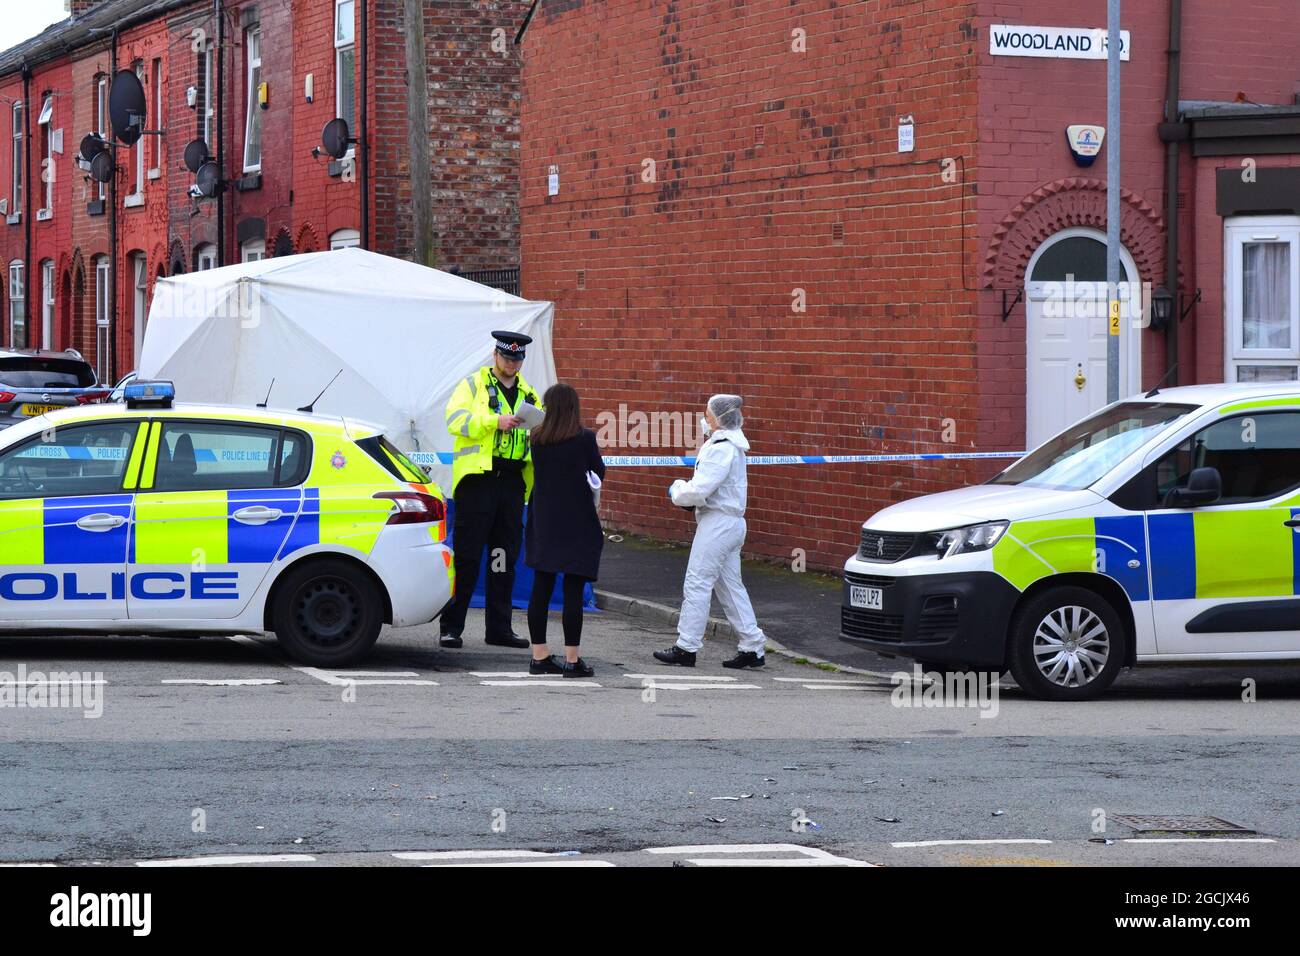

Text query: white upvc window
(126, 62), (145, 205)
(11, 102), (22, 214)
(93, 255), (110, 381)
(1225, 217), (1300, 383)
(243, 28), (263, 172)
(40, 259), (54, 348)
(95, 75), (108, 200)
(8, 260), (25, 349)
(201, 46), (213, 147)
(241, 238), (265, 263)
(195, 243), (216, 271)
(335, 0), (356, 146)
(329, 228), (360, 250)
(151, 58), (163, 176)
(37, 96), (52, 218)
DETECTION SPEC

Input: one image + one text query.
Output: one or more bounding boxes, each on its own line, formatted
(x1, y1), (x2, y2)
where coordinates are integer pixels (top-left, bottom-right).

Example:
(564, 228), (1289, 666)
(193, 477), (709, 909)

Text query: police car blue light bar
(123, 380), (176, 409)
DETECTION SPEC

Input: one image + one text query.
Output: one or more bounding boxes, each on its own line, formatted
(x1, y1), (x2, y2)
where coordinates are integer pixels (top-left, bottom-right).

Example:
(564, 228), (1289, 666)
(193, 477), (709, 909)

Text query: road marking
(470, 672), (566, 678)
(136, 854), (317, 867)
(891, 839), (1053, 848)
(393, 849), (558, 861)
(643, 843), (870, 867)
(1120, 838), (1276, 844)
(623, 674), (742, 681)
(478, 680), (601, 687)
(772, 677), (879, 684)
(294, 667), (439, 687)
(431, 859), (615, 867)
(161, 679), (282, 686)
(1, 679), (105, 686)
(0, 862), (58, 867)
(640, 682), (760, 690)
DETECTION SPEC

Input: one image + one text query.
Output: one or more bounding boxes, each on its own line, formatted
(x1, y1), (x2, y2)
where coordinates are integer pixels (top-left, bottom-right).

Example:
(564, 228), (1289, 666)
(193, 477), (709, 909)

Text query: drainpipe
(360, 0), (369, 249)
(1158, 0), (1186, 385)
(20, 65), (31, 351)
(108, 29), (118, 382)
(215, 0), (225, 266)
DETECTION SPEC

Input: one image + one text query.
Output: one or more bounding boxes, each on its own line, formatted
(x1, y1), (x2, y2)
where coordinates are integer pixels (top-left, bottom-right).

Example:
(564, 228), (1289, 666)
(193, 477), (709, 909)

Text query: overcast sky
(0, 1), (71, 53)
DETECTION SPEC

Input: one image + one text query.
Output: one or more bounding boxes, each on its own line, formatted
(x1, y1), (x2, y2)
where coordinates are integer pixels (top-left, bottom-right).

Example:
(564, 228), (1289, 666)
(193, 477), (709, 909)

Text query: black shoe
(722, 651), (765, 669)
(485, 632), (529, 649)
(529, 655), (565, 675)
(439, 633), (463, 649)
(561, 658), (595, 678)
(653, 645), (697, 667)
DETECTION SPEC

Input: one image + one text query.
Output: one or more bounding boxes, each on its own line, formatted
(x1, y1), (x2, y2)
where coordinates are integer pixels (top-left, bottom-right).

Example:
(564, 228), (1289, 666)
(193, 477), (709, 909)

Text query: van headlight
(932, 521), (1009, 559)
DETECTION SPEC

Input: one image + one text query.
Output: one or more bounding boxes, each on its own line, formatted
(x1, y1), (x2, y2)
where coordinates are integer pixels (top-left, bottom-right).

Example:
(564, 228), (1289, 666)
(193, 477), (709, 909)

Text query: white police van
(841, 383), (1300, 700)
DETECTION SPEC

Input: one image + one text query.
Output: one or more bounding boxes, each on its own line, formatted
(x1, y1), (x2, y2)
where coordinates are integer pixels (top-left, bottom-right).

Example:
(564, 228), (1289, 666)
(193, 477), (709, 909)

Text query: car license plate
(850, 585), (882, 610)
(20, 403), (60, 417)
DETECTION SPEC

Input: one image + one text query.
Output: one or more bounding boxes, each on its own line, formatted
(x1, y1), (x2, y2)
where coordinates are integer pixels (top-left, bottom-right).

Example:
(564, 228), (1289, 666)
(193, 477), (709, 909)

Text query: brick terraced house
(0, 0), (525, 383)
(519, 0), (1300, 568)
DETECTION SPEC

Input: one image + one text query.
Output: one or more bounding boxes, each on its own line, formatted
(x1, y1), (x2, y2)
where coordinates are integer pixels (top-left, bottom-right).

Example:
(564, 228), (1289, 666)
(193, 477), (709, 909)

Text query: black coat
(525, 428), (606, 580)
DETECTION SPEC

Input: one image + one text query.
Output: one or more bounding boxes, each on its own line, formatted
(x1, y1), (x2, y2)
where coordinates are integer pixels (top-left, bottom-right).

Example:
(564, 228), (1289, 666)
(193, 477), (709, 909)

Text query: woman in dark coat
(524, 382), (606, 677)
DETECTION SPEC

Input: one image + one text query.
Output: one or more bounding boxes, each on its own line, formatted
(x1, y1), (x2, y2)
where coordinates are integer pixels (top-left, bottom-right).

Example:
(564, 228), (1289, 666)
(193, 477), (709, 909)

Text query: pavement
(1, 602), (1297, 867)
(596, 529), (888, 671)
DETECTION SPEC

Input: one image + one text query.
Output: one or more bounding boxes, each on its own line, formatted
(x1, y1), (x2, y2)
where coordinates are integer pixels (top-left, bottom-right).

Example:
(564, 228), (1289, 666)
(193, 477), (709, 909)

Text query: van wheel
(1007, 586), (1125, 701)
(271, 559), (383, 667)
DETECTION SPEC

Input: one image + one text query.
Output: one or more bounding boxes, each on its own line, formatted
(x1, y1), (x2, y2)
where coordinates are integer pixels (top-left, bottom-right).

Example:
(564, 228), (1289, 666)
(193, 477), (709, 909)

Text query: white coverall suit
(669, 429), (767, 655)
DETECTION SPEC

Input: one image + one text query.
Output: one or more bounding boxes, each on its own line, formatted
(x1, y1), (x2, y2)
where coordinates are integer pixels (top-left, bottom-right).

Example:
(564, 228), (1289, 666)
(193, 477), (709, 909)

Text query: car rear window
(358, 435), (431, 483)
(0, 357), (96, 389)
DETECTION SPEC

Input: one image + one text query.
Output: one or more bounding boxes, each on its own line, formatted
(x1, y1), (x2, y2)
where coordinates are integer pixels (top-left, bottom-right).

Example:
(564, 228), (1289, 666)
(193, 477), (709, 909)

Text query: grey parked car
(0, 349), (109, 428)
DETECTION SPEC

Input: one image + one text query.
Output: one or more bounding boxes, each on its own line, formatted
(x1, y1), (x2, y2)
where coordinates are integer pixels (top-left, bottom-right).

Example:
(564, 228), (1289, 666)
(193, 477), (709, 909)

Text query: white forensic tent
(137, 248), (556, 492)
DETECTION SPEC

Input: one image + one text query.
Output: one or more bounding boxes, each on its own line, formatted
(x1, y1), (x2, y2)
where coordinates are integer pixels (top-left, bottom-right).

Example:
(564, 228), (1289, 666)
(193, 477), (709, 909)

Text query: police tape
(406, 451), (1026, 467)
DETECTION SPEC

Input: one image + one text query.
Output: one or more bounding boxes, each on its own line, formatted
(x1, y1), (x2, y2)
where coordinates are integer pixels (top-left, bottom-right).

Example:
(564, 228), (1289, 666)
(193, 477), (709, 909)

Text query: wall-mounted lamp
(1150, 285), (1175, 331)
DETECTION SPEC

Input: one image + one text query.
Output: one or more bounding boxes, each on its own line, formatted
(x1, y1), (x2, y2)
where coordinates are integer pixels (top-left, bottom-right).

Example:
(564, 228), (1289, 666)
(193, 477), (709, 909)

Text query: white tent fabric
(137, 248), (556, 492)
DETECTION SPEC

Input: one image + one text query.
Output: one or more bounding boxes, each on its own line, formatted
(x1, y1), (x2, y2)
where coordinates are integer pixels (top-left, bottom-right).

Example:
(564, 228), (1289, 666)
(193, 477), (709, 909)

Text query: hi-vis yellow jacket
(445, 367), (541, 499)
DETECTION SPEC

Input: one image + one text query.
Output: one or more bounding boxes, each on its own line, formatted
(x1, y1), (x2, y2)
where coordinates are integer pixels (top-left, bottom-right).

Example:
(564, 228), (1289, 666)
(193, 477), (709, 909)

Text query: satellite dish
(321, 118), (352, 160)
(183, 139), (210, 174)
(89, 151), (115, 184)
(79, 133), (107, 163)
(195, 160), (222, 198)
(108, 69), (147, 146)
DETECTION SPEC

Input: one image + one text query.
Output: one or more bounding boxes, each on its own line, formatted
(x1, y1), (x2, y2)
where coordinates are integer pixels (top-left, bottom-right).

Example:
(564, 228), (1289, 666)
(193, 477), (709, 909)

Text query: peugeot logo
(876, 537), (885, 557)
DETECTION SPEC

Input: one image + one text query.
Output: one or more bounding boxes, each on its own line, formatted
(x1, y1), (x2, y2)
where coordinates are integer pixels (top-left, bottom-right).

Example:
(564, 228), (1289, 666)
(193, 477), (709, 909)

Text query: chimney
(69, 1), (102, 16)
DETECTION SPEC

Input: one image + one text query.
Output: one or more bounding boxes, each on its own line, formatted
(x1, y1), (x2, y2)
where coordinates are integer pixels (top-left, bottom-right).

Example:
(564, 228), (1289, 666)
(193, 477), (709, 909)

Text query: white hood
(706, 428), (749, 452)
(864, 483), (1105, 533)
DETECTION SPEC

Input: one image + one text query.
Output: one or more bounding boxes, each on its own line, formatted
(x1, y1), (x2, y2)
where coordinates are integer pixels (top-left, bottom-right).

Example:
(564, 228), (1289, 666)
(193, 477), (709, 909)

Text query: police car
(0, 381), (453, 666)
(842, 383), (1300, 700)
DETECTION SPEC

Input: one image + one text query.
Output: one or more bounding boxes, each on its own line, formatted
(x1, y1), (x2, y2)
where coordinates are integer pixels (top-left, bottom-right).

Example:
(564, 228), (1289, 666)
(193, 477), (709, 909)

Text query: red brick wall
(521, 0), (982, 569)
(370, 0), (525, 269)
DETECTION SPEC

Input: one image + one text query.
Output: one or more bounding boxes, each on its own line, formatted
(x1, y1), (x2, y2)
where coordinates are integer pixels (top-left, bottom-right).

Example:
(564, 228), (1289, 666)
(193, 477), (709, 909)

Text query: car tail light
(0, 391), (14, 403)
(373, 490), (447, 524)
(75, 390), (110, 405)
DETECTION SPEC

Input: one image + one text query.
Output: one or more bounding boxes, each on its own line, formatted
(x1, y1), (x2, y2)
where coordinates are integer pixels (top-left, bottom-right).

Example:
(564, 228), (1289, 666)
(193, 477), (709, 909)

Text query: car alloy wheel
(1031, 604), (1110, 688)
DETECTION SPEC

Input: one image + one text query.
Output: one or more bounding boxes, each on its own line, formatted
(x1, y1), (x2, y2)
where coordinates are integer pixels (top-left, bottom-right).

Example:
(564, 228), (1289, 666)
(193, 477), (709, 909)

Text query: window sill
(124, 193), (145, 208)
(235, 173), (262, 192)
(148, 167), (161, 180)
(86, 199), (105, 216)
(36, 209), (51, 221)
(5, 213), (19, 225)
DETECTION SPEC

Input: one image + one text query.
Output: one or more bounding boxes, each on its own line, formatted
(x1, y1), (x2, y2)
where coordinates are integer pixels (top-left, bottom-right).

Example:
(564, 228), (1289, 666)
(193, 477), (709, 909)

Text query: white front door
(132, 254), (148, 369)
(1025, 229), (1143, 449)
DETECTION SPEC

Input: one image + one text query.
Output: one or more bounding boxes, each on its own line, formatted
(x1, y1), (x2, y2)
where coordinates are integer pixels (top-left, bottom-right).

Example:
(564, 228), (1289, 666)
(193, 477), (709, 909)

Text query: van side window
(1154, 411), (1300, 505)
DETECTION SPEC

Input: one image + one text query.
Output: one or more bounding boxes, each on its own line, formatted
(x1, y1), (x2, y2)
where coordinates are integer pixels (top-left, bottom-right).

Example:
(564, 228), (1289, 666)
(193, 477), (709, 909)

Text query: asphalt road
(1, 610), (1296, 867)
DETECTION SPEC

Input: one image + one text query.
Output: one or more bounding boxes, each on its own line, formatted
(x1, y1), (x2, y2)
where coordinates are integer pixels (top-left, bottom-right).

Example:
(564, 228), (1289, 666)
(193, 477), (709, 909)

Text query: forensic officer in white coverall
(653, 395), (768, 669)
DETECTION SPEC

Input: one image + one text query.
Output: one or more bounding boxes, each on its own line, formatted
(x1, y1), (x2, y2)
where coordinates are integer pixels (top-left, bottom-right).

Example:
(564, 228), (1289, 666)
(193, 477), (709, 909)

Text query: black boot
(439, 633), (463, 649)
(653, 645), (697, 667)
(722, 651), (765, 669)
(529, 655), (565, 675)
(561, 658), (595, 678)
(486, 632), (529, 649)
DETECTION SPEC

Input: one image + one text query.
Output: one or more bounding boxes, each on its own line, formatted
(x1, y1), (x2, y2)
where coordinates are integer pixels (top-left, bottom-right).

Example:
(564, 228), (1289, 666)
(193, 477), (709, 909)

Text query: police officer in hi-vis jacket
(439, 331), (542, 649)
